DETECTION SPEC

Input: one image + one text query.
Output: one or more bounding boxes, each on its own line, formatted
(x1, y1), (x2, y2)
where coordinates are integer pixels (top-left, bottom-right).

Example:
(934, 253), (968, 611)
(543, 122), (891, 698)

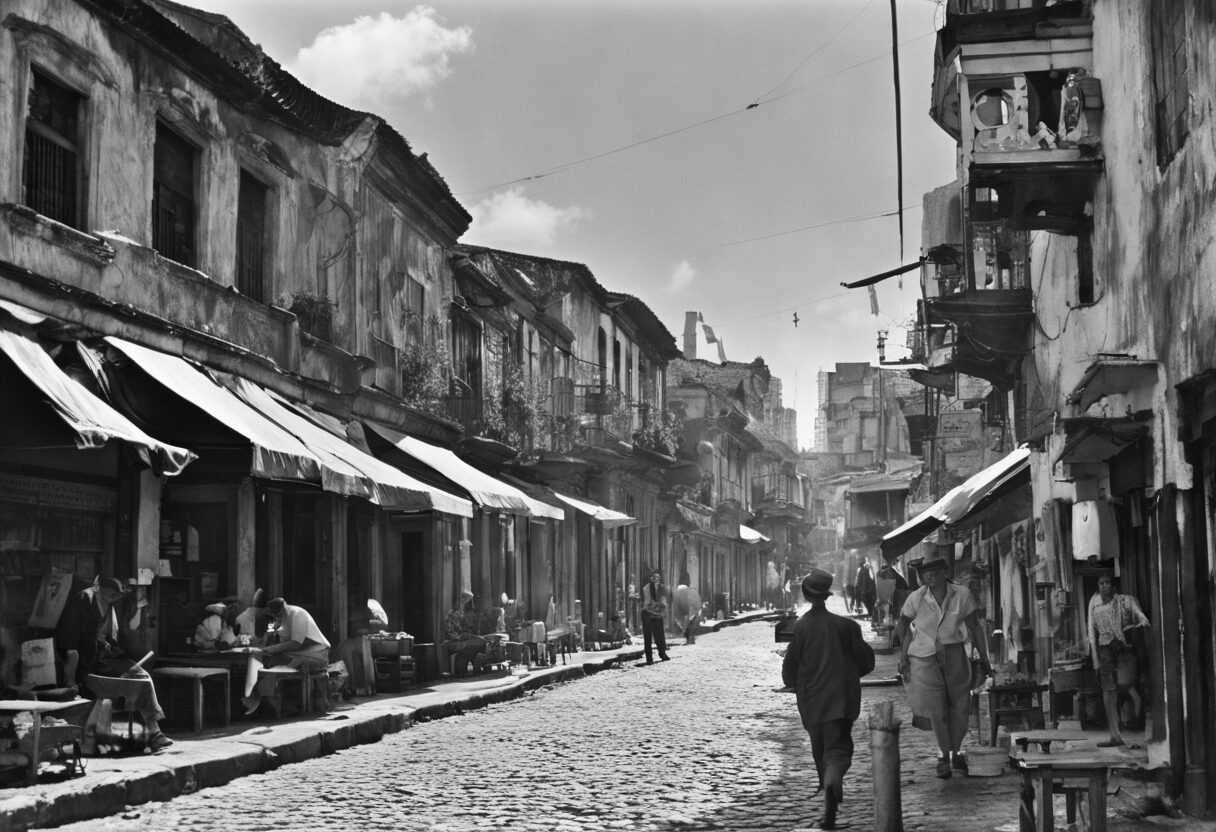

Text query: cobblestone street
(53, 605), (1040, 832)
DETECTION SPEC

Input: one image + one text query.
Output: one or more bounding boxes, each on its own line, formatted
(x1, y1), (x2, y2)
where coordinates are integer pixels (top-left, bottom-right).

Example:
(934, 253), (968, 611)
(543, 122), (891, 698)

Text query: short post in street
(869, 698), (903, 832)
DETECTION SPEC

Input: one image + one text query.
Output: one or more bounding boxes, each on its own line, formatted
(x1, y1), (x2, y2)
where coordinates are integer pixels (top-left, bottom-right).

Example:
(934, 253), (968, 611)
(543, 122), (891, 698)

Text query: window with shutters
(404, 275), (426, 341)
(23, 70), (84, 228)
(235, 170), (267, 302)
(450, 306), (482, 394)
(152, 121), (198, 266)
(1150, 0), (1189, 167)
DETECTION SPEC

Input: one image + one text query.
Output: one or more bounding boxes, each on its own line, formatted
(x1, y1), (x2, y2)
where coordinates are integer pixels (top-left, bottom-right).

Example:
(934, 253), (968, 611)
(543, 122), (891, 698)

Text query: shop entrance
(399, 525), (429, 641)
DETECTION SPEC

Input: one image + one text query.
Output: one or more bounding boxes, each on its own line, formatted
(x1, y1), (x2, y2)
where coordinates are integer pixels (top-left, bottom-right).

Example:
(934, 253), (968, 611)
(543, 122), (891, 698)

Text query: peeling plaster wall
(1028, 0), (1216, 501)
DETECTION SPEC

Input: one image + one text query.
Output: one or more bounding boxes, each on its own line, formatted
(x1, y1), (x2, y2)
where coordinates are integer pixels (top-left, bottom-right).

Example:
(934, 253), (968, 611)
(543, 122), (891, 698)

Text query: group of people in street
(782, 557), (1151, 827)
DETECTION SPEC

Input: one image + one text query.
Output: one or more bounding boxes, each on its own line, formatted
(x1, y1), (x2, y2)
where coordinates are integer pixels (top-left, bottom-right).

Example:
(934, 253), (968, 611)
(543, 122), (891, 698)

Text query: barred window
(152, 121), (197, 266)
(23, 70), (83, 228)
(1150, 0), (1189, 166)
(236, 171), (267, 302)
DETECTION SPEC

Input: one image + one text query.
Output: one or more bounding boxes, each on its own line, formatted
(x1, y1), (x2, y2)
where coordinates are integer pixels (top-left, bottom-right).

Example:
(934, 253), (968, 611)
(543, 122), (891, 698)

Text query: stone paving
(47, 601), (1197, 832)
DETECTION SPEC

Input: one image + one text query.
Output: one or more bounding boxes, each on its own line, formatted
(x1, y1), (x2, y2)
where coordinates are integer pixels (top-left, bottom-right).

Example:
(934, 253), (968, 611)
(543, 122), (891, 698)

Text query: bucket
(967, 747), (1009, 777)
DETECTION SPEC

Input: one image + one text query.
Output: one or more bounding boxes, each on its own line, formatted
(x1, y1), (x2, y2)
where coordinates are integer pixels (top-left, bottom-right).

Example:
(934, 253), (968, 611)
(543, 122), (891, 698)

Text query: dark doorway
(400, 528), (429, 640)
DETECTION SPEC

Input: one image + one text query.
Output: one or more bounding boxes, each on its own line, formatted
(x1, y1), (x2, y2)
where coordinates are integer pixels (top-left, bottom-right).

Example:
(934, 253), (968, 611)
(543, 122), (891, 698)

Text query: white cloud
(667, 260), (697, 294)
(288, 7), (473, 111)
(466, 187), (588, 253)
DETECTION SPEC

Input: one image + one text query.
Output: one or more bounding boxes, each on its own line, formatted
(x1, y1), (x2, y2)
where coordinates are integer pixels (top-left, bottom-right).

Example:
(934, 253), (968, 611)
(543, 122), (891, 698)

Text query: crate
(370, 637), (413, 657)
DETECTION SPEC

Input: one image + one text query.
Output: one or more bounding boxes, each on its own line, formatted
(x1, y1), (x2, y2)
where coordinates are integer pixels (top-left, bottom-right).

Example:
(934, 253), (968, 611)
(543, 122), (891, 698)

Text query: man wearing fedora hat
(782, 568), (875, 830)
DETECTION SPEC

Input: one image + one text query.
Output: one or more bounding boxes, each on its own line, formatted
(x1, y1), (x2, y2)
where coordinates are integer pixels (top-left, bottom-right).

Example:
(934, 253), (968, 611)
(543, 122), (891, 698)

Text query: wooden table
(1008, 729), (1088, 754)
(1014, 750), (1129, 832)
(0, 699), (87, 785)
(150, 667), (231, 732)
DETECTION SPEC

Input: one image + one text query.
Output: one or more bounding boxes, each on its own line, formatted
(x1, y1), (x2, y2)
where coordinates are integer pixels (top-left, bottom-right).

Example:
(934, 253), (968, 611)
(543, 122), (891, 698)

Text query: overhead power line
(715, 202), (922, 249)
(750, 0), (877, 106)
(454, 30), (935, 197)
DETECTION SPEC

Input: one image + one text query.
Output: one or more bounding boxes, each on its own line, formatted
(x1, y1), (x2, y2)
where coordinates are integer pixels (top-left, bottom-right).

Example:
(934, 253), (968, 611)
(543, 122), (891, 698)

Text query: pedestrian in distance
(843, 581), (855, 613)
(781, 568), (875, 830)
(895, 557), (992, 778)
(1087, 573), (1150, 746)
(854, 562), (877, 619)
(639, 570), (670, 665)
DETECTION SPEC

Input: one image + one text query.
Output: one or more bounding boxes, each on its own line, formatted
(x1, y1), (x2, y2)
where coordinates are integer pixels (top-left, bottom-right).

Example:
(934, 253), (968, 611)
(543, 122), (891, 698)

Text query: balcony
(960, 70), (1103, 176)
(751, 474), (805, 520)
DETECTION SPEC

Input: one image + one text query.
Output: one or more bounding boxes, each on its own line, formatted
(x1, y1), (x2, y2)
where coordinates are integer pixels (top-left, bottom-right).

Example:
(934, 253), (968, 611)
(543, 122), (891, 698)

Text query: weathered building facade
(893, 0), (1216, 813)
(0, 0), (695, 695)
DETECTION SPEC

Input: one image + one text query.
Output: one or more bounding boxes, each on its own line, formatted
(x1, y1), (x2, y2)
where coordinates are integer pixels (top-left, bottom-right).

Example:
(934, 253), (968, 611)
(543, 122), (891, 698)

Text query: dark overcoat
(781, 605), (876, 728)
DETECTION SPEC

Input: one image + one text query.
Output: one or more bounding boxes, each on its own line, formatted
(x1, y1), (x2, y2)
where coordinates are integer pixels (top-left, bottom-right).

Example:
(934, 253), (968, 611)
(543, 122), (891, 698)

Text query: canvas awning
(739, 524), (770, 543)
(234, 384), (472, 517)
(553, 492), (637, 529)
(104, 337), (318, 482)
(0, 326), (194, 476)
(365, 423), (559, 519)
(880, 447), (1031, 560)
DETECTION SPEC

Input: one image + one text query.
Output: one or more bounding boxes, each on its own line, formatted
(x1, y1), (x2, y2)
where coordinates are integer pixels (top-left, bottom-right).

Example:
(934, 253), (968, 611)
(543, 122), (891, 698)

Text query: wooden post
(869, 699), (903, 832)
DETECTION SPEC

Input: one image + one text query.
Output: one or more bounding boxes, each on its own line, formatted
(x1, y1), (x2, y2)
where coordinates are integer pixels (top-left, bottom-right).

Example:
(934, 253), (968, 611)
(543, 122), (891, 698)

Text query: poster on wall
(20, 638), (57, 687)
(27, 566), (74, 629)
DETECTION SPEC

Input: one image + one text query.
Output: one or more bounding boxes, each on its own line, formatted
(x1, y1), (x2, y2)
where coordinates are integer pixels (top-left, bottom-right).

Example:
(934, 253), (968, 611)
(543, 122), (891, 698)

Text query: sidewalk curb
(0, 644), (662, 831)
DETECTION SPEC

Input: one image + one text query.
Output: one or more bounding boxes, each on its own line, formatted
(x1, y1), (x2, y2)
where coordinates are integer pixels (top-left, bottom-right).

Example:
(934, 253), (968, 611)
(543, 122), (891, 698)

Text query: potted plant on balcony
(286, 290), (337, 342)
(400, 323), (450, 417)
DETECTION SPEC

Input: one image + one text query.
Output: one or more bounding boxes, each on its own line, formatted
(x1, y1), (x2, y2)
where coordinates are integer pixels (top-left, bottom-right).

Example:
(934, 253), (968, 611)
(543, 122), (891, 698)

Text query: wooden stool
(989, 683), (1048, 746)
(1015, 751), (1121, 832)
(150, 667), (231, 733)
(256, 667), (307, 716)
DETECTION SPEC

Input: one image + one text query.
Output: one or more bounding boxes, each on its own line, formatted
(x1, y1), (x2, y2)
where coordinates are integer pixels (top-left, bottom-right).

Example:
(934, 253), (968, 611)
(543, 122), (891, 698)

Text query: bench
(151, 667), (231, 733)
(1014, 750), (1129, 832)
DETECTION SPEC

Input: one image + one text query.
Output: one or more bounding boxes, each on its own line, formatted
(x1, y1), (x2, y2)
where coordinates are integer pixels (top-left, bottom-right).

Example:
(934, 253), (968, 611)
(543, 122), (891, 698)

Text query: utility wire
(454, 30), (935, 197)
(716, 203), (922, 249)
(750, 0), (877, 106)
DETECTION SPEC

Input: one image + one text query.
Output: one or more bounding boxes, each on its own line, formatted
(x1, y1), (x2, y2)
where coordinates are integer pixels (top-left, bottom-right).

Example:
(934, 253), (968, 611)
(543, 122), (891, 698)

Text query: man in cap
(896, 556), (992, 778)
(56, 577), (173, 751)
(242, 597), (331, 714)
(782, 568), (875, 830)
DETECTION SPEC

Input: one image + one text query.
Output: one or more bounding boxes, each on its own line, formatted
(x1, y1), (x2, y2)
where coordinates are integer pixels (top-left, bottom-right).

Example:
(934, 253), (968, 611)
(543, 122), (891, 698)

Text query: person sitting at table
(193, 603), (238, 651)
(234, 588), (270, 640)
(55, 577), (173, 751)
(241, 597), (331, 714)
(593, 611), (632, 648)
(443, 592), (487, 676)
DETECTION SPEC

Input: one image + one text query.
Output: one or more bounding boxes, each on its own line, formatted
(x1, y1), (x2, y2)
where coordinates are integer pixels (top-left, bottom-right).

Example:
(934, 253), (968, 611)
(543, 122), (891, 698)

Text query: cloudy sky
(184, 0), (955, 448)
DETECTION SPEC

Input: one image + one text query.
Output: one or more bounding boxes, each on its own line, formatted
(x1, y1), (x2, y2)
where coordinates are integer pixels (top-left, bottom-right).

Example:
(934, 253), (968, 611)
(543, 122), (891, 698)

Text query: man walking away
(782, 568), (876, 830)
(640, 570), (670, 665)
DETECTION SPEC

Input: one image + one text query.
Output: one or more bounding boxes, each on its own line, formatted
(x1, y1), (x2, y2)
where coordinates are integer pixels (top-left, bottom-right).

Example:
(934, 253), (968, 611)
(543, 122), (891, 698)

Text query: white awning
(553, 492), (637, 529)
(105, 337), (320, 483)
(366, 423), (558, 518)
(0, 326), (194, 476)
(739, 524), (770, 543)
(235, 383), (472, 518)
(880, 447), (1030, 561)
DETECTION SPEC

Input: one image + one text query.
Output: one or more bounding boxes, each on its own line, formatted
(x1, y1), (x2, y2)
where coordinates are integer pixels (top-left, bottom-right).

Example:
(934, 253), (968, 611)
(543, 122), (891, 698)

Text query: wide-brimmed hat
(801, 568), (834, 599)
(204, 603), (228, 615)
(916, 557), (949, 573)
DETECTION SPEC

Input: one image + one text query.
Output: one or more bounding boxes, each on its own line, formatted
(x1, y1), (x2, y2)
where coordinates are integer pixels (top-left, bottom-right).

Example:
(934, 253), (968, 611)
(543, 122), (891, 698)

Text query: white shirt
(273, 604), (330, 649)
(900, 583), (977, 658)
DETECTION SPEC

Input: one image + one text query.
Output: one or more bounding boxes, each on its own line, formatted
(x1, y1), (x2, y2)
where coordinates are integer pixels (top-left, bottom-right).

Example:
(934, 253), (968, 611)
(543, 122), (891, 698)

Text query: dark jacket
(782, 604), (876, 727)
(56, 587), (112, 683)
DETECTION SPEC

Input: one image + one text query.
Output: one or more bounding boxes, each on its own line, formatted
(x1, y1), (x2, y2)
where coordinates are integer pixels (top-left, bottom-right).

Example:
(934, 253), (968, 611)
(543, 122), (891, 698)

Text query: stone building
(666, 331), (809, 614)
(892, 0), (1216, 813)
(0, 0), (689, 690)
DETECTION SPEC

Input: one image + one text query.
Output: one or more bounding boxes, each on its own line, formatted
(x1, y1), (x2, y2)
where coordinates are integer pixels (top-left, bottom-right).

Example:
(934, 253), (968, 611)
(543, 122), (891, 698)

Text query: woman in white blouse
(1088, 575), (1150, 747)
